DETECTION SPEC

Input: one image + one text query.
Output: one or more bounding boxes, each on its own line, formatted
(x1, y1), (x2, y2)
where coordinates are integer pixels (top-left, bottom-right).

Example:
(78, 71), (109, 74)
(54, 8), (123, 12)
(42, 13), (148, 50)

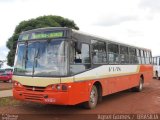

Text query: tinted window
(141, 50), (145, 64)
(154, 57), (157, 65)
(129, 48), (138, 64)
(120, 46), (128, 54)
(120, 46), (129, 64)
(145, 51), (150, 64)
(149, 51), (152, 64)
(151, 57), (154, 65)
(108, 43), (119, 53)
(108, 43), (119, 64)
(129, 48), (136, 55)
(136, 49), (141, 64)
(91, 40), (107, 63)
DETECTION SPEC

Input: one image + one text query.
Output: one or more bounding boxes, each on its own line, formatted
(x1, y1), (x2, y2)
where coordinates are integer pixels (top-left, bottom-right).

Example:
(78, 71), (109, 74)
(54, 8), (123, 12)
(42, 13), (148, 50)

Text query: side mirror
(75, 42), (82, 54)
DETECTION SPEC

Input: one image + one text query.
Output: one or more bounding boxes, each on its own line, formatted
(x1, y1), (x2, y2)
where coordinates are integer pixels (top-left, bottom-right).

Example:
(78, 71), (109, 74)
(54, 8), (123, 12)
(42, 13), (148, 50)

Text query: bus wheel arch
(140, 74), (144, 83)
(138, 74), (144, 91)
(84, 81), (102, 109)
(93, 81), (103, 103)
(132, 75), (144, 92)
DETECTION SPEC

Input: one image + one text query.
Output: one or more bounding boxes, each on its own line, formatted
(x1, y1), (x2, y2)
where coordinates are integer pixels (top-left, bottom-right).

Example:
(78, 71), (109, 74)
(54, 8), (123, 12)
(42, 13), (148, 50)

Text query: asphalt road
(0, 79), (160, 120)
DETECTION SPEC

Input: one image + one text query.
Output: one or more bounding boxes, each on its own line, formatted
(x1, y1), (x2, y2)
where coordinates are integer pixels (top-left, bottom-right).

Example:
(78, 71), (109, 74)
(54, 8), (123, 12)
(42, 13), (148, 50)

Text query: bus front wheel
(84, 85), (98, 109)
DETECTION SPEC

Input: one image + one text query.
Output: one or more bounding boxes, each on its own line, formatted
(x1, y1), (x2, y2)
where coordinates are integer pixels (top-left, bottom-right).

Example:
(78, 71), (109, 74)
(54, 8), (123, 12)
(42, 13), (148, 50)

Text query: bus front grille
(23, 93), (44, 101)
(24, 86), (45, 92)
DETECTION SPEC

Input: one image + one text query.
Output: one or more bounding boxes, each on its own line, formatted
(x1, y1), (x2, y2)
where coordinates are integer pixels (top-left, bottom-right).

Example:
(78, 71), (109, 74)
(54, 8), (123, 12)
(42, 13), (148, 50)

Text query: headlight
(13, 81), (22, 87)
(56, 85), (61, 90)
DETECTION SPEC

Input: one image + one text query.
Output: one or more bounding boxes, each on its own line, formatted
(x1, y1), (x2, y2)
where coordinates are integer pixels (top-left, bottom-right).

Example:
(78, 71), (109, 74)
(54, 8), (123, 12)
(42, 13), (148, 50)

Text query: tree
(6, 15), (79, 66)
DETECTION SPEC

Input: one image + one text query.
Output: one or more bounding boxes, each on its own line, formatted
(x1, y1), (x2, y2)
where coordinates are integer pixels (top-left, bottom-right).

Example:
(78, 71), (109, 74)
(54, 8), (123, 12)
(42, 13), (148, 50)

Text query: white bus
(153, 56), (160, 80)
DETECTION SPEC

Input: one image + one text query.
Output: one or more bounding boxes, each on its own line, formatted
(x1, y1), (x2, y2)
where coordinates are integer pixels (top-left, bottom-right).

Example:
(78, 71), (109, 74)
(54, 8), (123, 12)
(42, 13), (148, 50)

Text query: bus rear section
(13, 27), (153, 109)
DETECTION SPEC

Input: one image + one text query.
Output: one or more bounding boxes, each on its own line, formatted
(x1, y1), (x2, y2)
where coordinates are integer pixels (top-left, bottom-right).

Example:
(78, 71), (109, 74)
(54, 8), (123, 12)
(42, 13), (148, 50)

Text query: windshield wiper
(32, 48), (40, 75)
(22, 44), (27, 69)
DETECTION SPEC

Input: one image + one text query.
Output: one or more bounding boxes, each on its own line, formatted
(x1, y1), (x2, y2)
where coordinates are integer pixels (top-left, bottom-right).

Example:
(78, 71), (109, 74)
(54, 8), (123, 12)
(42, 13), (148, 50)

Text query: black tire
(132, 77), (143, 92)
(84, 85), (98, 109)
(156, 72), (159, 80)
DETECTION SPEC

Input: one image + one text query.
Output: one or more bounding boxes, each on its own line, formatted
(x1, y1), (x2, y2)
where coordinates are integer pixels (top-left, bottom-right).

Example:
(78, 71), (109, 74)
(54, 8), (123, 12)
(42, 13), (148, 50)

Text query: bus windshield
(14, 40), (68, 77)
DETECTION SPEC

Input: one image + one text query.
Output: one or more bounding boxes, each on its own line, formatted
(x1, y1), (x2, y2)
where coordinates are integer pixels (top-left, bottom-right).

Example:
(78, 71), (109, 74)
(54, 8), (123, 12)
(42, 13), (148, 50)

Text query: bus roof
(20, 27), (151, 51)
(72, 29), (151, 51)
(153, 56), (160, 58)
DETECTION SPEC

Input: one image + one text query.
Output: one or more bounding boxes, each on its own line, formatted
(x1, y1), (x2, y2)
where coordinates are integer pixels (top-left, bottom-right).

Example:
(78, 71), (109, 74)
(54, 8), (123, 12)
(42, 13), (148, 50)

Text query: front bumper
(13, 88), (69, 105)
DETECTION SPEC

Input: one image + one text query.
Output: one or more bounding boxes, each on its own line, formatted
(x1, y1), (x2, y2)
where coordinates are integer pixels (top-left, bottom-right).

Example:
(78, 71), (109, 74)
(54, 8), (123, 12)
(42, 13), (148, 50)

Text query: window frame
(129, 47), (137, 64)
(108, 42), (120, 64)
(91, 40), (107, 64)
(69, 41), (91, 75)
(120, 45), (129, 64)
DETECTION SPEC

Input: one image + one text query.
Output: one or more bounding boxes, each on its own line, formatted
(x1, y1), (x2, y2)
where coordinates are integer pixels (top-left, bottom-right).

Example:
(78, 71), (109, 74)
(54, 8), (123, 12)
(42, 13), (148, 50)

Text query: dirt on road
(0, 79), (160, 120)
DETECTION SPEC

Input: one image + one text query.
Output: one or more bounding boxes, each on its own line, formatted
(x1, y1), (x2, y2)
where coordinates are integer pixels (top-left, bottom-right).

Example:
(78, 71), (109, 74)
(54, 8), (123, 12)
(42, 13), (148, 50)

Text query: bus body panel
(12, 64), (152, 105)
(12, 27), (153, 107)
(12, 76), (61, 87)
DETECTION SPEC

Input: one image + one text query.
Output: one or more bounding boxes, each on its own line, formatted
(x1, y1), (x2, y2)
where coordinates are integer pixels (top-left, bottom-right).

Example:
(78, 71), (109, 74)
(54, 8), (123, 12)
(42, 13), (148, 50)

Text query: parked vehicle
(152, 56), (160, 80)
(0, 68), (13, 82)
(13, 27), (153, 109)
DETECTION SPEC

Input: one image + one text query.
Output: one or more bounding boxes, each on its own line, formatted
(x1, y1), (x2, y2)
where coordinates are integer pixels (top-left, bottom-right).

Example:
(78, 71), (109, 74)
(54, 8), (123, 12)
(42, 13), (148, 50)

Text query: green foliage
(6, 15), (79, 66)
(0, 97), (20, 107)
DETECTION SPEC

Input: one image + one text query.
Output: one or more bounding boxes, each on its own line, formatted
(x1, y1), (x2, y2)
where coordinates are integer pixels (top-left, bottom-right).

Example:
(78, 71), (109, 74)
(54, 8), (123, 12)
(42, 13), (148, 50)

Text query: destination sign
(19, 31), (64, 41)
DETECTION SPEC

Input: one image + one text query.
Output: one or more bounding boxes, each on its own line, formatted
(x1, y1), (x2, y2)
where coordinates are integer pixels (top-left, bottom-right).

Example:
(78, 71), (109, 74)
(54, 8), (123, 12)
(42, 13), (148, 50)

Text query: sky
(0, 0), (160, 63)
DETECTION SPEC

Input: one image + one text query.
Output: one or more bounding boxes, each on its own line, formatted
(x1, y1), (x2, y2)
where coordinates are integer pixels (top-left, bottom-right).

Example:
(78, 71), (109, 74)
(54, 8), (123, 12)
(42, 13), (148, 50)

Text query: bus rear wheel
(132, 77), (143, 92)
(84, 85), (98, 109)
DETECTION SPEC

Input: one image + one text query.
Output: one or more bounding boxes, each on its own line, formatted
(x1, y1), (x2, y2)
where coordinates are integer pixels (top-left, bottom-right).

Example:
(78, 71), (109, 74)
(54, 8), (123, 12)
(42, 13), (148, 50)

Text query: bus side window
(91, 40), (107, 64)
(120, 45), (129, 64)
(108, 43), (119, 64)
(149, 51), (152, 64)
(152, 57), (155, 65)
(129, 48), (137, 64)
(70, 42), (91, 75)
(136, 49), (141, 64)
(154, 57), (157, 65)
(141, 50), (145, 64)
(145, 51), (150, 64)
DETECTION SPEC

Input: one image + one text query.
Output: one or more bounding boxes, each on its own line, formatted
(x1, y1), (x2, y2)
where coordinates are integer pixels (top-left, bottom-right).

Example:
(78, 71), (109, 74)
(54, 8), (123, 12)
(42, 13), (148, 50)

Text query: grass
(0, 97), (20, 107)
